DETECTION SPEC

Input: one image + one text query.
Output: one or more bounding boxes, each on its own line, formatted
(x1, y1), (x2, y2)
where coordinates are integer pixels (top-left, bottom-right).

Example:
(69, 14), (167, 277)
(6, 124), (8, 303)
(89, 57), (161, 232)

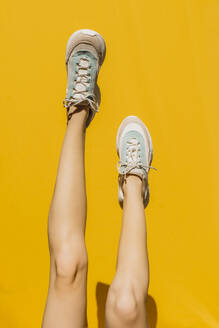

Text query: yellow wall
(1, 0), (219, 327)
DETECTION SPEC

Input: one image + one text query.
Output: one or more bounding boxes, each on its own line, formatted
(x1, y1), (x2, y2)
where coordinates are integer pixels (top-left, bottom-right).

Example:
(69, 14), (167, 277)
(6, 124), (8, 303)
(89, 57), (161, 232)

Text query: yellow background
(0, 0), (219, 327)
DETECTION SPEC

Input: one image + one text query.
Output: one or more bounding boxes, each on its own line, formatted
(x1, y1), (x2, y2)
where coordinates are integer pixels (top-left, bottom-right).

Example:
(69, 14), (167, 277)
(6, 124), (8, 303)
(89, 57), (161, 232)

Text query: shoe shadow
(96, 282), (158, 328)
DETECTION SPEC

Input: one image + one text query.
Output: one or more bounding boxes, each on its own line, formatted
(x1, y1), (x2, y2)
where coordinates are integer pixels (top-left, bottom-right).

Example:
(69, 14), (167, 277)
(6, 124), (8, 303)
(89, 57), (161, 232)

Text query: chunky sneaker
(116, 116), (156, 208)
(63, 29), (106, 126)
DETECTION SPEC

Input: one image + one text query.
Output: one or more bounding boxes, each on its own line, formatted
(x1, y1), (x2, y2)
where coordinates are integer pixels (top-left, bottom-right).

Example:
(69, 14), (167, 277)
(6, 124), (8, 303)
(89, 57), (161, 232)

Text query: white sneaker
(116, 116), (155, 208)
(63, 29), (106, 126)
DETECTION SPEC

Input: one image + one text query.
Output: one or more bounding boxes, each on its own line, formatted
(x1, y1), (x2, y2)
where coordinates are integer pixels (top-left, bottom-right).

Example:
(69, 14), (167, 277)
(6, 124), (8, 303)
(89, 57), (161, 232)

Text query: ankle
(67, 106), (89, 127)
(123, 175), (143, 198)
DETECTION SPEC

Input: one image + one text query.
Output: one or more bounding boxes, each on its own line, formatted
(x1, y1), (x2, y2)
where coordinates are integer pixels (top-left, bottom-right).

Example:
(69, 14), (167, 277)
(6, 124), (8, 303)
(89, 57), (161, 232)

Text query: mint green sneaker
(63, 29), (106, 126)
(116, 116), (156, 208)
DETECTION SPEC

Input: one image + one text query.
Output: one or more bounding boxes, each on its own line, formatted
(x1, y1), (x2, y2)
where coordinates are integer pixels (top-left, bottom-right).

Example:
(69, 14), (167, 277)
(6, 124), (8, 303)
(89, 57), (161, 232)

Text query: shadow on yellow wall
(96, 282), (157, 327)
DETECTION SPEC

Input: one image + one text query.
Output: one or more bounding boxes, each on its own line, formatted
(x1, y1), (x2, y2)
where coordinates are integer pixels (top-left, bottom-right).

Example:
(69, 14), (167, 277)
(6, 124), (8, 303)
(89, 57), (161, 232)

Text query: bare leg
(42, 107), (89, 328)
(105, 175), (149, 328)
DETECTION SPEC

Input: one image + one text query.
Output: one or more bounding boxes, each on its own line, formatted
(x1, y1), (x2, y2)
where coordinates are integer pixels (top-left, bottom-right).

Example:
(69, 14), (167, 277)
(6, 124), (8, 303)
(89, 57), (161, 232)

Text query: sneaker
(116, 116), (156, 208)
(63, 29), (106, 126)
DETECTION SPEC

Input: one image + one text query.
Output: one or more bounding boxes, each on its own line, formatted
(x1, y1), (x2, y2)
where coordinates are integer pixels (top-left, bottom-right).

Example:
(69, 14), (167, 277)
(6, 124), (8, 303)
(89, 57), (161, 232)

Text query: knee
(51, 239), (88, 289)
(106, 281), (145, 324)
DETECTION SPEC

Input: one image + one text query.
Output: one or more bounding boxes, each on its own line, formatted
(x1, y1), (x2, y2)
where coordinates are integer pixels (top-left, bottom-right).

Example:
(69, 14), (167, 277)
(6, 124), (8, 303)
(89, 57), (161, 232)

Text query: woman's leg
(42, 107), (89, 328)
(42, 28), (106, 328)
(105, 116), (153, 328)
(105, 176), (149, 328)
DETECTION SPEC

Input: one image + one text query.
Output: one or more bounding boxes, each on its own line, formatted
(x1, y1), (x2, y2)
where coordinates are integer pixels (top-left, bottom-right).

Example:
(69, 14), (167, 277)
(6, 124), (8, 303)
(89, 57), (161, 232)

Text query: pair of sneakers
(63, 29), (156, 208)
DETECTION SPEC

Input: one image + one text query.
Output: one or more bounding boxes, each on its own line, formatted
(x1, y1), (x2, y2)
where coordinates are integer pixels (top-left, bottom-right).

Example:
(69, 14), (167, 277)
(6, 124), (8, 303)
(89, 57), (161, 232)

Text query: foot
(63, 29), (106, 126)
(116, 116), (155, 208)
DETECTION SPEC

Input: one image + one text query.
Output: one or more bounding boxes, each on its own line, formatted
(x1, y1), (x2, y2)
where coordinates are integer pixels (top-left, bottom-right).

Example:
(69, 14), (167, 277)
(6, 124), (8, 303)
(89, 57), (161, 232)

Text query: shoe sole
(65, 29), (106, 67)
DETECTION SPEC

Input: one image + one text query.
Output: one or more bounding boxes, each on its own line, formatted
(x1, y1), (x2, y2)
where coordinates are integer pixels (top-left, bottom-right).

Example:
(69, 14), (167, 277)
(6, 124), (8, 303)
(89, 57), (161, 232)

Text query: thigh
(105, 306), (148, 328)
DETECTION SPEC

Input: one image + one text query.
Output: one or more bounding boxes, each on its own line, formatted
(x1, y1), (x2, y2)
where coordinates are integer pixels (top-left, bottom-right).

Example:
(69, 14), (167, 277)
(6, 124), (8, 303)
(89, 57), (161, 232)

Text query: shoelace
(117, 138), (157, 181)
(63, 56), (98, 113)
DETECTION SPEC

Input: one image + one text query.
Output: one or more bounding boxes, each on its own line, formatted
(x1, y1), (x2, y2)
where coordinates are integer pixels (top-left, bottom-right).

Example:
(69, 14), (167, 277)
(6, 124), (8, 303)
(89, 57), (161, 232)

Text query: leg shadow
(146, 294), (158, 328)
(96, 282), (109, 328)
(96, 282), (158, 328)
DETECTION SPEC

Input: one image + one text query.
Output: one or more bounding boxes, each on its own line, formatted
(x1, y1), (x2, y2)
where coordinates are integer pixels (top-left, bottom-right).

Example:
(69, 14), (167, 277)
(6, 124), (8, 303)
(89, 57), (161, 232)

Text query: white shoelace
(117, 138), (157, 180)
(64, 57), (98, 112)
